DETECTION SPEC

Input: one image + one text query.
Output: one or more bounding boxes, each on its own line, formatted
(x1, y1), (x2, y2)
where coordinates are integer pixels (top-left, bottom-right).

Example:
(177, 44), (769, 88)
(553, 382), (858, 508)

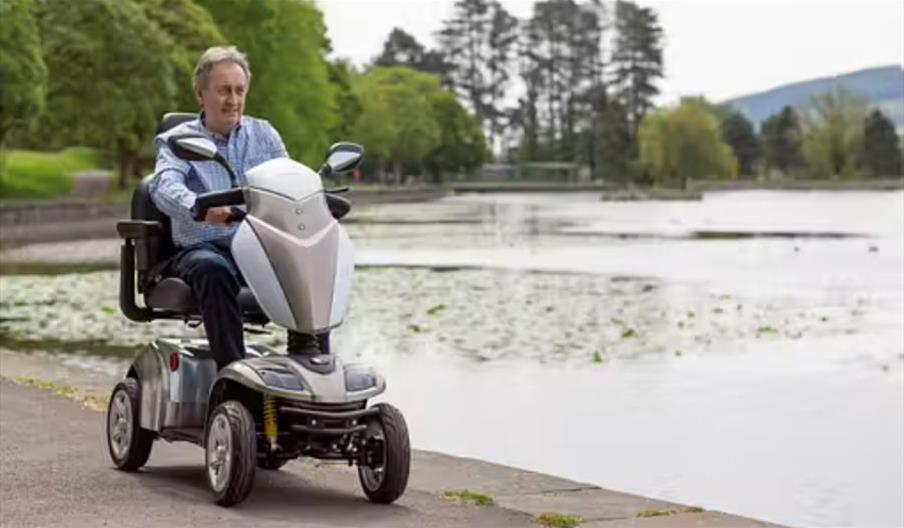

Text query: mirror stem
(214, 154), (239, 188)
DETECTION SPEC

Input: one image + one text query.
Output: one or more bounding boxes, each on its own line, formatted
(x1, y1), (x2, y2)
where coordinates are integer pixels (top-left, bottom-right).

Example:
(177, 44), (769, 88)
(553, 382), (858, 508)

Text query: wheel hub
(108, 391), (132, 459)
(207, 414), (232, 492)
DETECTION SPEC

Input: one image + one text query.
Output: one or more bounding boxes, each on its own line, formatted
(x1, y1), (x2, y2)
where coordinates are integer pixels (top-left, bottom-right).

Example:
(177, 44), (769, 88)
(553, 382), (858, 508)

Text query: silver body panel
(235, 158), (353, 333)
(133, 338), (385, 432)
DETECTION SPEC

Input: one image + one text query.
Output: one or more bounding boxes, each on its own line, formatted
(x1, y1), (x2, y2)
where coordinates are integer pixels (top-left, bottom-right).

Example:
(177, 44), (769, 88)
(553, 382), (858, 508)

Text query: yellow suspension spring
(263, 395), (278, 450)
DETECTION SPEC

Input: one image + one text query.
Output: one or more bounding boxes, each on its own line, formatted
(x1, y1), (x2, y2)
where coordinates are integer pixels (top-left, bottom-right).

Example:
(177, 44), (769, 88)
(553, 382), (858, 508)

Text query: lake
(1, 190), (901, 527)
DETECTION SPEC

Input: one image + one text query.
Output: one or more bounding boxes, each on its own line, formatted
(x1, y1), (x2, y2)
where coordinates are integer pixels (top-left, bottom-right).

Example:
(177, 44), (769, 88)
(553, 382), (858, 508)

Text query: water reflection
(1, 190), (902, 527)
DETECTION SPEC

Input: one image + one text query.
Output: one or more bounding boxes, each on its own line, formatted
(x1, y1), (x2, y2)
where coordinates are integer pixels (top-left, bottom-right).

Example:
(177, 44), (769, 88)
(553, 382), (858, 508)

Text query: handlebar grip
(227, 207), (246, 223)
(191, 188), (246, 221)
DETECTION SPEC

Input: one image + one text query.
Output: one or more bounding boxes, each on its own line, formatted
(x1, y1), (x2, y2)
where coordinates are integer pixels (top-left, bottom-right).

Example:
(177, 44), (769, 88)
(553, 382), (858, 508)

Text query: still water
(1, 190), (902, 527)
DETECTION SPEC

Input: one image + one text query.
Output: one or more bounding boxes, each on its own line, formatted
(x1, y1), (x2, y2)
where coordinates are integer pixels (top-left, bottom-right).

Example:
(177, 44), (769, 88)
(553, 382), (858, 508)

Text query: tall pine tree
(861, 108), (902, 178)
(611, 0), (662, 146)
(761, 106), (804, 176)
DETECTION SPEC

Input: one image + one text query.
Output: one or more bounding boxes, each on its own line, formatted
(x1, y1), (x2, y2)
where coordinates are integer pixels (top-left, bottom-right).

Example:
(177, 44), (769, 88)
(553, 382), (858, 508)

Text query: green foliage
(761, 106), (804, 176)
(424, 90), (488, 182)
(197, 0), (337, 167)
(0, 147), (106, 199)
(638, 100), (738, 187)
(34, 0), (176, 184)
(721, 111), (760, 178)
(802, 88), (870, 179)
(351, 67), (442, 182)
(537, 512), (582, 527)
(138, 0), (227, 113)
(0, 0), (47, 147)
(861, 108), (902, 177)
(441, 489), (495, 506)
(327, 60), (363, 142)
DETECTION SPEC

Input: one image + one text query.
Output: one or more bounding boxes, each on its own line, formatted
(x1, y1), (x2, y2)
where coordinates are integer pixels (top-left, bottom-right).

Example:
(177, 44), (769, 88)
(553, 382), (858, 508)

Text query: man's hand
(204, 206), (234, 225)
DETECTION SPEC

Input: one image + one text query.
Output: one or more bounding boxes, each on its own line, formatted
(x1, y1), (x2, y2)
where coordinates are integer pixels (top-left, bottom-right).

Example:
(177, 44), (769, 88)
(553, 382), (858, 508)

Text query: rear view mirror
(168, 133), (218, 161)
(323, 142), (364, 176)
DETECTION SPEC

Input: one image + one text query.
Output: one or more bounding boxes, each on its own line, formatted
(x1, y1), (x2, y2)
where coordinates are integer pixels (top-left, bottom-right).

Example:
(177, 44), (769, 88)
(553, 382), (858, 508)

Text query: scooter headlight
(344, 365), (377, 392)
(257, 367), (305, 391)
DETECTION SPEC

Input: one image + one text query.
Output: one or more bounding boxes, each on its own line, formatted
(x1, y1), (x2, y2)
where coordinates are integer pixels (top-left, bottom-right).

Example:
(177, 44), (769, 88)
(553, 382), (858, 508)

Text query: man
(151, 46), (317, 370)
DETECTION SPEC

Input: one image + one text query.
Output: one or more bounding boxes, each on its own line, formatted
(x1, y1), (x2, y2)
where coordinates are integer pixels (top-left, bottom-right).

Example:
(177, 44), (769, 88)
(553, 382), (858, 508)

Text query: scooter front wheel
(358, 403), (410, 504)
(205, 400), (257, 506)
(106, 378), (154, 471)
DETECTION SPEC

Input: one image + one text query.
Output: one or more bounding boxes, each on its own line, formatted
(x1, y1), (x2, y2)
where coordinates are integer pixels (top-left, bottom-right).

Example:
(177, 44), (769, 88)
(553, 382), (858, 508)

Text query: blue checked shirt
(150, 114), (288, 247)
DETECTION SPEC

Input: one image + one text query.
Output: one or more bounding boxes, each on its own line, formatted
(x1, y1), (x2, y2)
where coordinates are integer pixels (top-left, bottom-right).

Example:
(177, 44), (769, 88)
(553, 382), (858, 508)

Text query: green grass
(637, 506), (705, 518)
(0, 147), (107, 200)
(441, 490), (495, 506)
(536, 512), (582, 527)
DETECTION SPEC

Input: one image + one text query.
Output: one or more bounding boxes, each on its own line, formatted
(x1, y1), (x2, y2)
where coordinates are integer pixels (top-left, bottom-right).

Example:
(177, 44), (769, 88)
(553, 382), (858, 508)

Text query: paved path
(0, 350), (784, 528)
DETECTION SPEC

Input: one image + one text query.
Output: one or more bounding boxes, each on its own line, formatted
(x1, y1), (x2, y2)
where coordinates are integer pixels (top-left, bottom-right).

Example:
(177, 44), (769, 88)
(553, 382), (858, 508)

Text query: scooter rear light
(169, 352), (180, 371)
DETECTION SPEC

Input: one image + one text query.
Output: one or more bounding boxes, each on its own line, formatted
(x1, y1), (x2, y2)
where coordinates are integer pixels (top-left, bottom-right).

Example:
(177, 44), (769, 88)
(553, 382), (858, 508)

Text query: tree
(34, 0), (176, 185)
(720, 111), (759, 178)
(326, 60), (362, 142)
(611, 0), (663, 144)
(519, 0), (609, 163)
(138, 0), (227, 113)
(760, 106), (804, 176)
(593, 99), (632, 183)
(861, 109), (902, 178)
(197, 0), (337, 168)
(373, 27), (452, 83)
(424, 90), (488, 182)
(375, 28), (427, 67)
(0, 0), (47, 148)
(350, 67), (442, 183)
(802, 88), (869, 179)
(438, 0), (490, 114)
(483, 2), (519, 152)
(638, 100), (737, 188)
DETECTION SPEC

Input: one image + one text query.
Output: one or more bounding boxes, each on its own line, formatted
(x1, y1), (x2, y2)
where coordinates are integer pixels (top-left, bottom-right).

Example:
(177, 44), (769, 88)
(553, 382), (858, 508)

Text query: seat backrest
(131, 174), (176, 279)
(157, 112), (197, 134)
(128, 112), (199, 285)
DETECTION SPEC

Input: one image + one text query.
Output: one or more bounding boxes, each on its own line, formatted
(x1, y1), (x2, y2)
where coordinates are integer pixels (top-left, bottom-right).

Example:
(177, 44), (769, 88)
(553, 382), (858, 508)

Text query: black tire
(106, 378), (154, 471)
(257, 456), (290, 471)
(358, 403), (410, 504)
(205, 400), (257, 506)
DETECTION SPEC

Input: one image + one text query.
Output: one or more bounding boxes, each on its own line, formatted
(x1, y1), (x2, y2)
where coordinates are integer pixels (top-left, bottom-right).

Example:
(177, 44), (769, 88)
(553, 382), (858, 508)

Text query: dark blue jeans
(170, 239), (245, 370)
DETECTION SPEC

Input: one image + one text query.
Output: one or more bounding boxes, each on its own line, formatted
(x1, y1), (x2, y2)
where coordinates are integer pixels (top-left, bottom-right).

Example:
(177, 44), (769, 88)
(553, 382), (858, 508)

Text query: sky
(315, 0), (904, 104)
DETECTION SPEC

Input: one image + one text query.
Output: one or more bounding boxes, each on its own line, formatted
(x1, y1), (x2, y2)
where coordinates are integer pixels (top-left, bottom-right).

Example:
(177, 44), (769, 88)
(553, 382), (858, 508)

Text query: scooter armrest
(117, 220), (164, 240)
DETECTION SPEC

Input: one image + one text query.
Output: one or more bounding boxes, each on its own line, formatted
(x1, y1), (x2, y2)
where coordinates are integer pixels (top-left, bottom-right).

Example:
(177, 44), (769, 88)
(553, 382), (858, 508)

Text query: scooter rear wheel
(358, 403), (410, 504)
(106, 378), (154, 471)
(205, 400), (257, 506)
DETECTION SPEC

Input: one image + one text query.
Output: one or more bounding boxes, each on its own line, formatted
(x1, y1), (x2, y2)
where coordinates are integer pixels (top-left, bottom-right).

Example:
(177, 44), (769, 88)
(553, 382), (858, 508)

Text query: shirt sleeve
(264, 121), (289, 159)
(149, 138), (198, 218)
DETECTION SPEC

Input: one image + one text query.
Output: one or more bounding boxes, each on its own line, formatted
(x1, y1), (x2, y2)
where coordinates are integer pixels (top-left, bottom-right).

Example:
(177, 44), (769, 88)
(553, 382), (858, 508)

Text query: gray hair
(193, 46), (251, 91)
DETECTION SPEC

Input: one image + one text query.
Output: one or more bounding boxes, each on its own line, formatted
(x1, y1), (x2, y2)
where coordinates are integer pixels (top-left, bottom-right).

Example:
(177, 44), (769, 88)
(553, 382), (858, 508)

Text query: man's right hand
(204, 206), (234, 225)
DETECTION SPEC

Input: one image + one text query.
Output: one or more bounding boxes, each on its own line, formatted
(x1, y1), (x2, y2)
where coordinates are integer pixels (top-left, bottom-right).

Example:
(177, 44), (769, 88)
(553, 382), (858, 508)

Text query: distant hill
(722, 65), (904, 131)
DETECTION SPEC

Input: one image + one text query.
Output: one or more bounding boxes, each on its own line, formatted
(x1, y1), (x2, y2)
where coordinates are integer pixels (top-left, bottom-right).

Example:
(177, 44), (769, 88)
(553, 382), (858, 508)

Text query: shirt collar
(198, 111), (243, 141)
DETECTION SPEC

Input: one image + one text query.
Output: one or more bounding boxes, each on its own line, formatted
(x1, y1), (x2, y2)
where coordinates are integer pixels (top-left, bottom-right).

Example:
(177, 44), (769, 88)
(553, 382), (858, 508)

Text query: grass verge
(441, 489), (495, 506)
(536, 512), (582, 527)
(637, 506), (705, 518)
(10, 375), (108, 411)
(0, 147), (107, 200)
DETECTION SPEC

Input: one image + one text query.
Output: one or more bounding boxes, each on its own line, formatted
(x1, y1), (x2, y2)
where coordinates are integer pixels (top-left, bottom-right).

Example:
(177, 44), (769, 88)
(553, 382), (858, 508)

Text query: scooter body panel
(234, 158), (354, 334)
(131, 338), (385, 433)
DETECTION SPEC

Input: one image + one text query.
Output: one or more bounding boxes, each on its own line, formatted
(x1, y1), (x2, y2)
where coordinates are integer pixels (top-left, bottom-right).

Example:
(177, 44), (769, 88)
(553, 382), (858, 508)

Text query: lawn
(0, 147), (108, 200)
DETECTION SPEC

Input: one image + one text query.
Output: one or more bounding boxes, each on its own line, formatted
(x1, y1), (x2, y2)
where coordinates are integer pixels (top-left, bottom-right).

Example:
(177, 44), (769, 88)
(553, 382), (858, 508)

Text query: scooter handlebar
(191, 188), (246, 222)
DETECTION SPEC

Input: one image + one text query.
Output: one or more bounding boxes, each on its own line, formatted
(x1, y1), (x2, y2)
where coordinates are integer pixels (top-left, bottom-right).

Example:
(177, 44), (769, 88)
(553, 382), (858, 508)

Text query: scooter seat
(145, 277), (263, 316)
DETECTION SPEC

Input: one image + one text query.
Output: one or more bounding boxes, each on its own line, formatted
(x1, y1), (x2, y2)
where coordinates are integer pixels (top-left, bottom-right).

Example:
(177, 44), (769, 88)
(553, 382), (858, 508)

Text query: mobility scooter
(106, 113), (409, 506)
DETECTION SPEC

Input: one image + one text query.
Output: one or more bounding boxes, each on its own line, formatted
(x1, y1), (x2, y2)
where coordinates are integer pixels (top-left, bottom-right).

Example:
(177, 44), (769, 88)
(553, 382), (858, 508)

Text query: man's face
(197, 62), (247, 136)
